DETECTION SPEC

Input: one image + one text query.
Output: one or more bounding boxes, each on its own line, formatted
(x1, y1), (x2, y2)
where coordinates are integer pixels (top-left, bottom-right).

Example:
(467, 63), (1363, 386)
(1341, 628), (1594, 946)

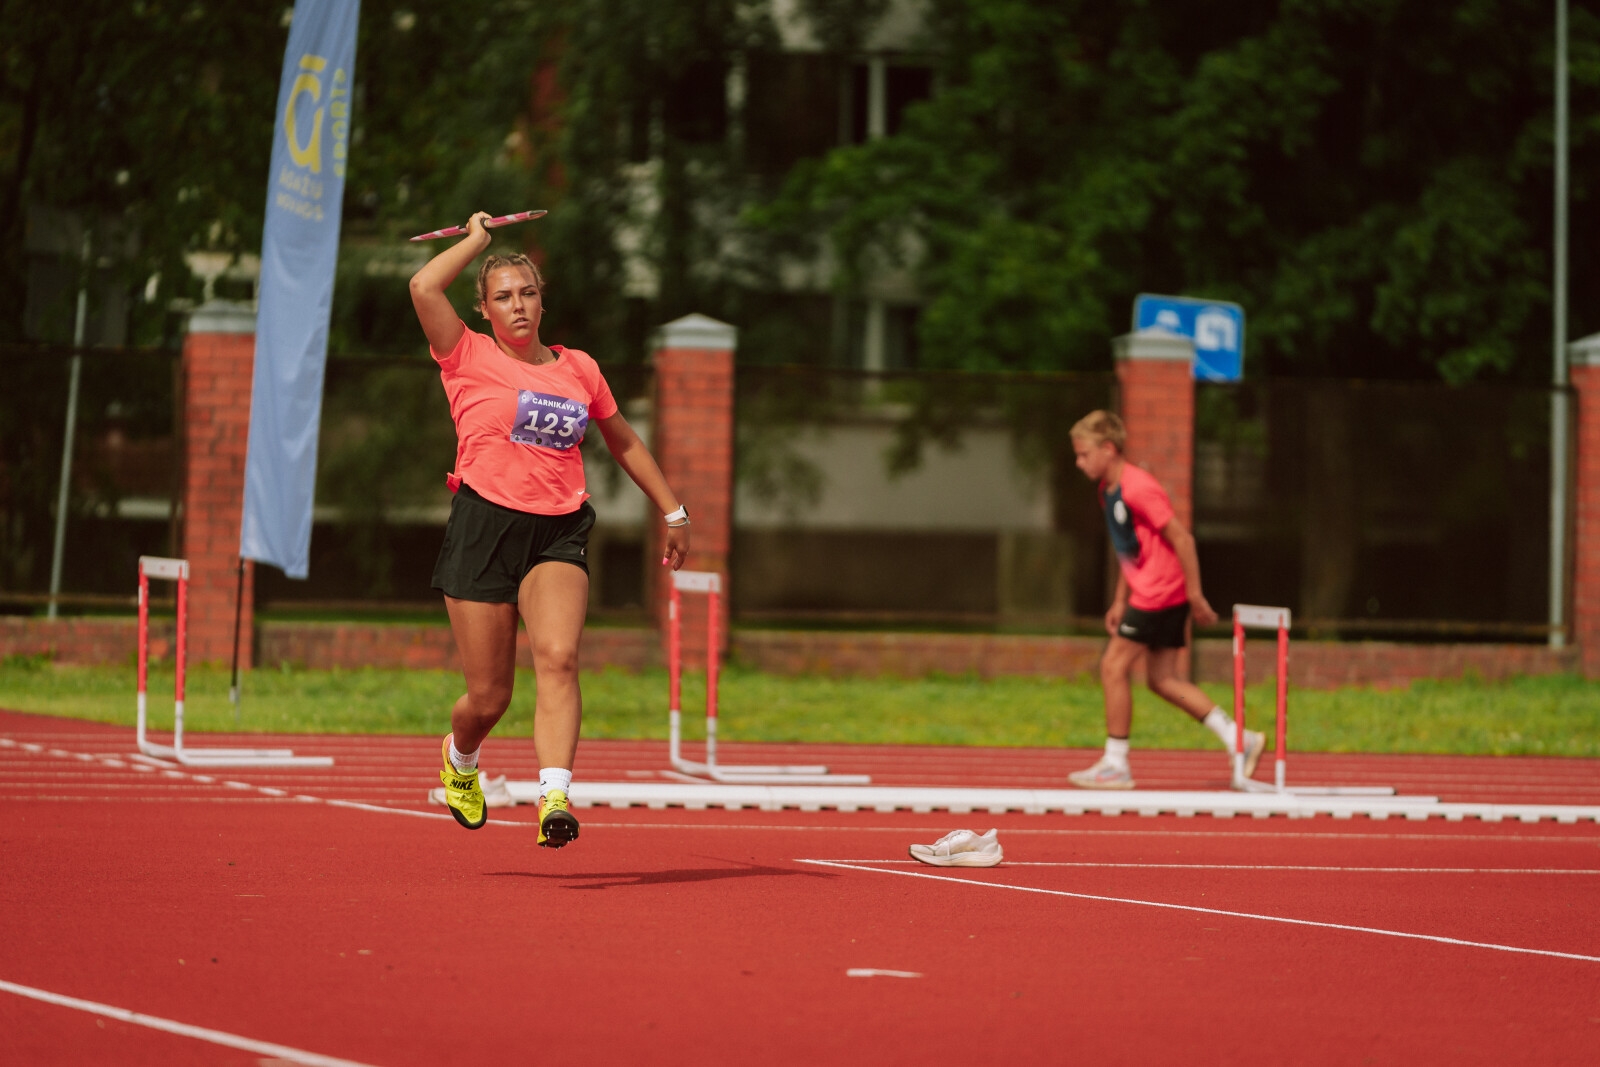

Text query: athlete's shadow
(485, 858), (834, 890)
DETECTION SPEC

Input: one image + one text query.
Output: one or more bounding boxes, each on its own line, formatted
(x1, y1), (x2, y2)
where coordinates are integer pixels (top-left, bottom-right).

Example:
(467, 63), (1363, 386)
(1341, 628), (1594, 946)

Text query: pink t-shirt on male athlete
(1099, 463), (1187, 611)
(432, 326), (618, 515)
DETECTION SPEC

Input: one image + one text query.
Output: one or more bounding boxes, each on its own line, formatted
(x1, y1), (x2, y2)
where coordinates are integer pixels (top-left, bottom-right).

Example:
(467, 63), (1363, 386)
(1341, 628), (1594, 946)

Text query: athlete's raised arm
(409, 211), (492, 355)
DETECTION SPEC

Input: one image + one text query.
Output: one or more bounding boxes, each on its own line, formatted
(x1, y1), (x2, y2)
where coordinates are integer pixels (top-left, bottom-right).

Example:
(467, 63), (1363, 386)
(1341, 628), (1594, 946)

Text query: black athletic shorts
(431, 483), (594, 604)
(1115, 602), (1190, 650)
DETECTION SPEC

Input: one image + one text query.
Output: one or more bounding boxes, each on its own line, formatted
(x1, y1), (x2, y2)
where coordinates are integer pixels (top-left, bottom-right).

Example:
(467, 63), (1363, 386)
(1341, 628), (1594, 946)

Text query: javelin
(408, 209), (548, 242)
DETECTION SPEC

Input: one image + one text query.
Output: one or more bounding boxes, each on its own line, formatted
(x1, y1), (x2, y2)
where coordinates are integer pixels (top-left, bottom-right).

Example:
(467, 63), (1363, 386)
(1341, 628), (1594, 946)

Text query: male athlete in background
(1068, 410), (1264, 789)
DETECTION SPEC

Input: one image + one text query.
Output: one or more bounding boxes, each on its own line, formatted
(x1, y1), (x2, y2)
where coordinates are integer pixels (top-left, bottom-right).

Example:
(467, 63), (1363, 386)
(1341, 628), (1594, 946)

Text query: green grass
(2, 656), (1597, 757)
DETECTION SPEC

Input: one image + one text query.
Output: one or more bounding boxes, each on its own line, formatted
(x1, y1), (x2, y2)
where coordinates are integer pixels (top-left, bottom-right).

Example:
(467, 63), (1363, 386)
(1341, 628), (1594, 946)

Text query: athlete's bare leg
(1099, 635), (1146, 738)
(444, 597), (520, 752)
(1146, 646), (1215, 721)
(519, 560), (589, 769)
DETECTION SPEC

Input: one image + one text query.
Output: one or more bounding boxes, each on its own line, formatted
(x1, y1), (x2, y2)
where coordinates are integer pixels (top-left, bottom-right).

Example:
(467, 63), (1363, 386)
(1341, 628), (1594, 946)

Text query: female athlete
(410, 211), (689, 846)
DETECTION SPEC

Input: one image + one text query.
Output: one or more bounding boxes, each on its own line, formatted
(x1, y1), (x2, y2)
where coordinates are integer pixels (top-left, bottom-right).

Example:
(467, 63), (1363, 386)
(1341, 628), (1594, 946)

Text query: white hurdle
(668, 569), (869, 785)
(135, 556), (332, 768)
(1231, 603), (1390, 797)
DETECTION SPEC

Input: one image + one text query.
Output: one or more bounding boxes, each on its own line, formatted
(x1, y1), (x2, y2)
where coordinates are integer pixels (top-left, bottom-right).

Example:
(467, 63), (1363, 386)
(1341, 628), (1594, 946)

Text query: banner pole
(229, 557), (245, 723)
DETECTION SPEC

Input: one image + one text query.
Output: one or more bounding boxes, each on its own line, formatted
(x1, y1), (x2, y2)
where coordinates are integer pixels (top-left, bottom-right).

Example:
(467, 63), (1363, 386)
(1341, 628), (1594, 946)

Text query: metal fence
(1193, 379), (1557, 639)
(1, 346), (1562, 641)
(0, 345), (181, 611)
(731, 366), (1116, 628)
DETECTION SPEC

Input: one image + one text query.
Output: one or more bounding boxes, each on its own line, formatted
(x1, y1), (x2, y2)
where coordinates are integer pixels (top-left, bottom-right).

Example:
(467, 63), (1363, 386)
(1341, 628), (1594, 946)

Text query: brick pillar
(1113, 329), (1196, 525)
(651, 314), (736, 664)
(181, 300), (255, 666)
(1570, 334), (1600, 676)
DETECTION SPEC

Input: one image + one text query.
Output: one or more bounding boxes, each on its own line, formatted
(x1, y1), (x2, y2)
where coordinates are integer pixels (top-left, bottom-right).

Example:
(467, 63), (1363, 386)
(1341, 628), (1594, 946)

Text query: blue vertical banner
(240, 0), (360, 578)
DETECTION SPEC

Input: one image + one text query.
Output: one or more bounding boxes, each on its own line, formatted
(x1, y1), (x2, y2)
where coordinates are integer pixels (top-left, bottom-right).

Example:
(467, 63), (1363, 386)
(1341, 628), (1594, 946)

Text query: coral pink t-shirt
(1099, 463), (1187, 611)
(432, 327), (618, 515)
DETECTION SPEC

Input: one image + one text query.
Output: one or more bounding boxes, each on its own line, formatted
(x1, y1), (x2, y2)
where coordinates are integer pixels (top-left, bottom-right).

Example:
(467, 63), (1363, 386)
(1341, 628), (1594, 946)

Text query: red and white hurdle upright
(1231, 603), (1390, 797)
(135, 556), (331, 768)
(667, 570), (869, 784)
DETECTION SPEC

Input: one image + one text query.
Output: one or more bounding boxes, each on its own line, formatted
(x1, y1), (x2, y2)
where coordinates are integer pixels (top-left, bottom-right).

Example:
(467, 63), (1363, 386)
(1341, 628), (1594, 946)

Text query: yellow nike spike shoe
(439, 736), (487, 830)
(537, 788), (579, 848)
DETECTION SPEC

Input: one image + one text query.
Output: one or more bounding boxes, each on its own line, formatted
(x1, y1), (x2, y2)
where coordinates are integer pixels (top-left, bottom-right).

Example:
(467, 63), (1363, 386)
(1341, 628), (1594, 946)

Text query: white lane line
(846, 968), (922, 978)
(320, 798), (456, 822)
(0, 736), (461, 824)
(571, 822), (1600, 843)
(796, 860), (1600, 964)
(5, 735), (1594, 840)
(0, 977), (381, 1067)
(0, 796), (303, 804)
(811, 859), (1600, 875)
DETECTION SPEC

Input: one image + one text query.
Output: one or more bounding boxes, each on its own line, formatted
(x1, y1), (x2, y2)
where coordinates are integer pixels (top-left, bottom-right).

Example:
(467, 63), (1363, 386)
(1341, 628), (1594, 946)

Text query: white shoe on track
(909, 828), (1003, 867)
(1240, 730), (1267, 779)
(429, 773), (516, 809)
(1068, 757), (1135, 790)
(481, 773), (515, 808)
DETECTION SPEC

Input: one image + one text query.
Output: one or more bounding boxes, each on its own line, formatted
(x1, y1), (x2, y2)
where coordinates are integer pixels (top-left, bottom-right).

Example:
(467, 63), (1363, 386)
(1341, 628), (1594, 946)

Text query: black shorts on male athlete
(1115, 603), (1190, 650)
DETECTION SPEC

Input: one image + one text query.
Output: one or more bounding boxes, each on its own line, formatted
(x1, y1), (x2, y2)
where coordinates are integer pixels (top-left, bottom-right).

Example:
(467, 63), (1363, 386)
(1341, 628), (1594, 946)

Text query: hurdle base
(669, 760), (873, 786)
(1232, 775), (1399, 798)
(668, 710), (870, 784)
(136, 710), (333, 768)
(135, 745), (334, 768)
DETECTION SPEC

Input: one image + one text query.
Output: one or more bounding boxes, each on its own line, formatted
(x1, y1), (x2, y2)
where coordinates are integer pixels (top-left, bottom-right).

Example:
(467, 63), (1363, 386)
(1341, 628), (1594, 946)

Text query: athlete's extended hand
(1190, 594), (1218, 627)
(662, 523), (690, 571)
(1104, 601), (1126, 636)
(463, 210), (493, 245)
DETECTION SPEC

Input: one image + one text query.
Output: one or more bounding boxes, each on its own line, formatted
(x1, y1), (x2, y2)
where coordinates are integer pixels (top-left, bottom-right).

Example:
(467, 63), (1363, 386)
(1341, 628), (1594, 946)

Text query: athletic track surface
(2, 708), (1597, 1065)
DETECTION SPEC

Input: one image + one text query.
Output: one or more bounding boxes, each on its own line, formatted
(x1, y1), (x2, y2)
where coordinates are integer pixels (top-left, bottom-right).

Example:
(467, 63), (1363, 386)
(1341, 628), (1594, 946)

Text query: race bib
(509, 391), (588, 451)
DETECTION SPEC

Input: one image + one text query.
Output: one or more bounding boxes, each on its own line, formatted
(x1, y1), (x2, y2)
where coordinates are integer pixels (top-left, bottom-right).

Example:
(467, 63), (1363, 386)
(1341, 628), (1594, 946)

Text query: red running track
(2, 710), (1598, 1065)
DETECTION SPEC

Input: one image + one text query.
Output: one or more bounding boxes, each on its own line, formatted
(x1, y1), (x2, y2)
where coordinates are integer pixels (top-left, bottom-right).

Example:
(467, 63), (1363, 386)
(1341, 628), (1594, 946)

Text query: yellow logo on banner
(285, 54), (328, 172)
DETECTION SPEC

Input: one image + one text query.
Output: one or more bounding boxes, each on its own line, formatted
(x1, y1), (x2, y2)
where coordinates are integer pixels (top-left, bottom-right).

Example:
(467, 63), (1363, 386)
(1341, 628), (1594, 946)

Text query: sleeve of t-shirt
(586, 357), (619, 420)
(430, 322), (472, 372)
(1125, 469), (1175, 532)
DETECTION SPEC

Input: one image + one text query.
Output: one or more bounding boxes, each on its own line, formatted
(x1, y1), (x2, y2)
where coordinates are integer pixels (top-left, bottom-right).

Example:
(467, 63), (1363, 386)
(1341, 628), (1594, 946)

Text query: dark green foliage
(0, 2), (289, 344)
(755, 0), (1600, 381)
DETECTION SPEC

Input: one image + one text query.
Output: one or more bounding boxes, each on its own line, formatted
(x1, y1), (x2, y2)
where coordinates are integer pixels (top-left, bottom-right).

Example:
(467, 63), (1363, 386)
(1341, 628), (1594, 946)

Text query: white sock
(1202, 708), (1236, 753)
(539, 767), (573, 797)
(1103, 737), (1130, 769)
(448, 738), (479, 773)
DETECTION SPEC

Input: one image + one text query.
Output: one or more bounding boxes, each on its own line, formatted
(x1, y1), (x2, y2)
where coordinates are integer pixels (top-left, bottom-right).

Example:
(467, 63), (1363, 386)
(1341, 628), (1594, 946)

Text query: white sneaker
(480, 773), (515, 809)
(909, 828), (1003, 867)
(429, 773), (517, 809)
(1068, 757), (1135, 790)
(1240, 730), (1267, 779)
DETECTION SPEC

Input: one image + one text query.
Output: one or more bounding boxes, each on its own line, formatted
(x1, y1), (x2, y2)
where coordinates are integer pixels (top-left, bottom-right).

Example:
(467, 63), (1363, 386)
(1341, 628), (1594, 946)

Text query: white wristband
(664, 506), (688, 525)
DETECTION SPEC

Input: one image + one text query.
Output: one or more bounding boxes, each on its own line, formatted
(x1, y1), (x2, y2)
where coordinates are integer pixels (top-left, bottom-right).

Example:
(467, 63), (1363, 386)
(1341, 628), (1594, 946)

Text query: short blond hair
(1071, 410), (1125, 452)
(475, 253), (544, 307)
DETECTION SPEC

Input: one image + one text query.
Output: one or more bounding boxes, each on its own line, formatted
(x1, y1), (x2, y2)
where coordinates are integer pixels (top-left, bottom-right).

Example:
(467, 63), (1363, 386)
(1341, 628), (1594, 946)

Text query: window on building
(663, 60), (729, 145)
(837, 299), (921, 370)
(885, 65), (933, 135)
(743, 51), (842, 176)
(847, 61), (933, 144)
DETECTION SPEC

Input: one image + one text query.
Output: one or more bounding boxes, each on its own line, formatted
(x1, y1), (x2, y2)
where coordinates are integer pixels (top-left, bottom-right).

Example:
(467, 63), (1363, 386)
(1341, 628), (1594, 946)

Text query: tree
(759, 0), (1600, 382)
(0, 2), (288, 343)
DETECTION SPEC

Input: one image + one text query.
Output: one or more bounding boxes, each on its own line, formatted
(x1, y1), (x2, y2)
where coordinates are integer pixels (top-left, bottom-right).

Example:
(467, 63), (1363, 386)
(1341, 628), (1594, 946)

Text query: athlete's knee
(463, 681), (514, 718)
(532, 640), (580, 676)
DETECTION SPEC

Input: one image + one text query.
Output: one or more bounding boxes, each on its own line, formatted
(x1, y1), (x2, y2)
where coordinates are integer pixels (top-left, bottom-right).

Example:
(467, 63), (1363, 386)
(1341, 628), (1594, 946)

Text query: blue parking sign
(1133, 294), (1245, 382)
